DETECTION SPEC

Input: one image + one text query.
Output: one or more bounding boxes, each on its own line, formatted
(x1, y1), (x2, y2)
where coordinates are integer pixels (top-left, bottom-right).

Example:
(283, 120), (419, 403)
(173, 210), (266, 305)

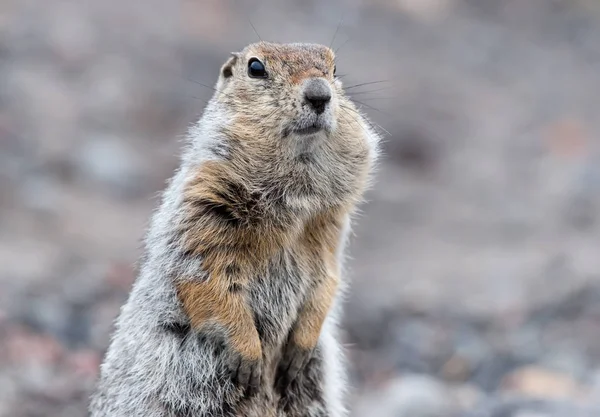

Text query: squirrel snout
(303, 78), (331, 115)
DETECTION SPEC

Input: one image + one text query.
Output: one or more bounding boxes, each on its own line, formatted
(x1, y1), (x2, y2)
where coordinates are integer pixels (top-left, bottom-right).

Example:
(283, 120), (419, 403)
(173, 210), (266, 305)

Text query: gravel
(2, 0), (600, 416)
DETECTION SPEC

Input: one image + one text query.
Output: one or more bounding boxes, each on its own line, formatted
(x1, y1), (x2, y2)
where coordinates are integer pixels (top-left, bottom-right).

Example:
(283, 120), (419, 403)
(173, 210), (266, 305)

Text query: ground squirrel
(89, 41), (380, 417)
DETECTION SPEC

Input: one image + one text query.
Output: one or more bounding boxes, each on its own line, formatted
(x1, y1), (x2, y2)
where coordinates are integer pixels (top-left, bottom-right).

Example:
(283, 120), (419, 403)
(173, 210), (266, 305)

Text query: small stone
(352, 374), (457, 417)
(588, 368), (600, 401)
(543, 117), (587, 159)
(501, 366), (587, 401)
(19, 177), (61, 215)
(540, 349), (588, 381)
(6, 326), (64, 366)
(105, 262), (136, 290)
(512, 412), (551, 417)
(74, 135), (146, 197)
(441, 355), (471, 382)
(448, 383), (484, 410)
(66, 349), (101, 378)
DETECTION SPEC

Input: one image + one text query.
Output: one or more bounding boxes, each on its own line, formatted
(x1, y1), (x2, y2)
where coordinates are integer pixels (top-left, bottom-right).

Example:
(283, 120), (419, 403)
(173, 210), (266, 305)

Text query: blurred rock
(352, 374), (457, 417)
(449, 383), (485, 410)
(18, 176), (61, 215)
(442, 355), (471, 382)
(66, 349), (101, 378)
(460, 397), (600, 417)
(500, 366), (588, 402)
(2, 0), (600, 415)
(540, 349), (588, 381)
(74, 134), (147, 198)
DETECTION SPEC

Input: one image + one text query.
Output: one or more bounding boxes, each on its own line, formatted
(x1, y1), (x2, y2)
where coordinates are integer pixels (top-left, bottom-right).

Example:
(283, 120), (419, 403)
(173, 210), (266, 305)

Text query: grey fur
(90, 42), (380, 417)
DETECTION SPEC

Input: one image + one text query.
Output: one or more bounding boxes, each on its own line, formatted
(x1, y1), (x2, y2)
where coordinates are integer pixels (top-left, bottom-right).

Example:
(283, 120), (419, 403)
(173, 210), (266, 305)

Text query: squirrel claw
(275, 345), (314, 391)
(227, 354), (262, 396)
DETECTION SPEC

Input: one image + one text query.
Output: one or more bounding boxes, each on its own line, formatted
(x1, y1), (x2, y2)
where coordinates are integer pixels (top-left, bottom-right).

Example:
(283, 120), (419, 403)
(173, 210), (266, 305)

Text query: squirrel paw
(275, 344), (314, 391)
(226, 354), (262, 396)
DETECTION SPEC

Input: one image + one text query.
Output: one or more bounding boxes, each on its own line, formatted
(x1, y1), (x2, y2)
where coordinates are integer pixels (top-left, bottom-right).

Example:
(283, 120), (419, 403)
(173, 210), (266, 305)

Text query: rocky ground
(1, 0), (600, 416)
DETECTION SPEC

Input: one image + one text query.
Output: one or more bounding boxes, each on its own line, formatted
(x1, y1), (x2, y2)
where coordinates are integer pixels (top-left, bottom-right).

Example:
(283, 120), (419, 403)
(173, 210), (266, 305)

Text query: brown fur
(90, 41), (378, 417)
(176, 42), (375, 410)
(175, 43), (372, 364)
(176, 280), (262, 360)
(178, 160), (347, 357)
(179, 160), (300, 277)
(291, 212), (342, 350)
(254, 44), (335, 85)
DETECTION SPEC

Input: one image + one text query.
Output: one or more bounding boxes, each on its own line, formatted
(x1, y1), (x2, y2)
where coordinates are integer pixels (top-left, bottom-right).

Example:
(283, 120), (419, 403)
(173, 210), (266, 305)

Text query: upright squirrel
(89, 42), (380, 417)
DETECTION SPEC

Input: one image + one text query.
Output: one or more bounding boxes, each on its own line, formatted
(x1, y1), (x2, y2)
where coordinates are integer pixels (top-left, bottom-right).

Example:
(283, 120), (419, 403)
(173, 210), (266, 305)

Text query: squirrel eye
(248, 58), (267, 78)
(333, 65), (337, 76)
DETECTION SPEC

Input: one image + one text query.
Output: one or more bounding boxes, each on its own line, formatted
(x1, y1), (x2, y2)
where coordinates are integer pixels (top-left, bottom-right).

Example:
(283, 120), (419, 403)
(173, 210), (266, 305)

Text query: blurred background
(1, 0), (600, 416)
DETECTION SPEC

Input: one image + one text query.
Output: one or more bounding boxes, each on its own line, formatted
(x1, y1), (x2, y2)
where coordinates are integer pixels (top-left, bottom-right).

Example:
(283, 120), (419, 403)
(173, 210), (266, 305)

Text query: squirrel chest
(248, 239), (338, 349)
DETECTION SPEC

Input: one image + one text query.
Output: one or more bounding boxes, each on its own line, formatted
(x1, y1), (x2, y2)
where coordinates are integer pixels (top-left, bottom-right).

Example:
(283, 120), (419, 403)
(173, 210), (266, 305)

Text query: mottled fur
(90, 42), (380, 417)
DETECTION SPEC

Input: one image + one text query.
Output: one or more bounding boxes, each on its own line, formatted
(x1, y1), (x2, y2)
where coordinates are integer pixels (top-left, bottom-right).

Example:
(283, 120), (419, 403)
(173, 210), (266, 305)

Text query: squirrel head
(212, 42), (360, 151)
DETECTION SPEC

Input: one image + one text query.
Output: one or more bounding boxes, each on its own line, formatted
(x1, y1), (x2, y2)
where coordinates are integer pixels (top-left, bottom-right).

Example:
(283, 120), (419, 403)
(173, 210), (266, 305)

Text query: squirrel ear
(220, 53), (240, 79)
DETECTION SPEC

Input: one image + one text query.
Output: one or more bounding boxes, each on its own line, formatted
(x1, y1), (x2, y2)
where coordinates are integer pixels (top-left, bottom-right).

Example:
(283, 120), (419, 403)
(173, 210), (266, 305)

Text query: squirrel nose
(303, 78), (331, 115)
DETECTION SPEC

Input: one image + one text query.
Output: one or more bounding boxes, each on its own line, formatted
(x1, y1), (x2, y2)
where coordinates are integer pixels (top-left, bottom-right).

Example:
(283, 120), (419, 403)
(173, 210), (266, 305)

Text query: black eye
(333, 65), (337, 76)
(248, 58), (267, 78)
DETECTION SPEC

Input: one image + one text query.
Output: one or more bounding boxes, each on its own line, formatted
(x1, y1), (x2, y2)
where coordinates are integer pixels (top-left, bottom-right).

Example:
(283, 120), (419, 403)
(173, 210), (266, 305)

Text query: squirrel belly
(90, 41), (379, 417)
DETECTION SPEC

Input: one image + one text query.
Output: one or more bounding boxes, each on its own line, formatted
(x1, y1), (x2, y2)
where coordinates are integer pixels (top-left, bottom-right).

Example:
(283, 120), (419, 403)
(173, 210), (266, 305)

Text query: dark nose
(303, 78), (331, 114)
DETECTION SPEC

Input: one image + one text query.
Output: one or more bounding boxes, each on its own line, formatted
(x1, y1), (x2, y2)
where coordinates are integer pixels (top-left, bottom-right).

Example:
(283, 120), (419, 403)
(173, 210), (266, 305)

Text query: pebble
(4, 0), (600, 416)
(352, 374), (458, 417)
(500, 366), (588, 401)
(74, 135), (146, 197)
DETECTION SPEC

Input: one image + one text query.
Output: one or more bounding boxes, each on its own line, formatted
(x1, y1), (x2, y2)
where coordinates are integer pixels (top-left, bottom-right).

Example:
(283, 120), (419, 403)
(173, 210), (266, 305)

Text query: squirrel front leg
(276, 211), (344, 390)
(276, 272), (339, 390)
(177, 276), (262, 394)
(176, 162), (285, 395)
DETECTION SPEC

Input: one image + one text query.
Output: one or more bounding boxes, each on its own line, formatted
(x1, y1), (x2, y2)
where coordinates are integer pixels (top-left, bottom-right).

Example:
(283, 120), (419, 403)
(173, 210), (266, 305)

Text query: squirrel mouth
(293, 124), (323, 135)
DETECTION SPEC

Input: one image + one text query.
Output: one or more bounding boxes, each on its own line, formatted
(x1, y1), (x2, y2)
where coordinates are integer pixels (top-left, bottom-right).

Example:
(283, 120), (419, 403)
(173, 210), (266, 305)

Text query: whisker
(111, 48), (229, 103)
(338, 106), (366, 134)
(373, 122), (392, 137)
(350, 99), (393, 118)
(344, 80), (390, 90)
(184, 77), (234, 99)
(262, 108), (281, 125)
(247, 16), (262, 42)
(340, 105), (390, 138)
(348, 96), (398, 101)
(341, 102), (391, 134)
(329, 13), (346, 49)
(340, 104), (391, 137)
(188, 96), (213, 107)
(334, 37), (351, 55)
(232, 0), (263, 41)
(347, 87), (389, 96)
